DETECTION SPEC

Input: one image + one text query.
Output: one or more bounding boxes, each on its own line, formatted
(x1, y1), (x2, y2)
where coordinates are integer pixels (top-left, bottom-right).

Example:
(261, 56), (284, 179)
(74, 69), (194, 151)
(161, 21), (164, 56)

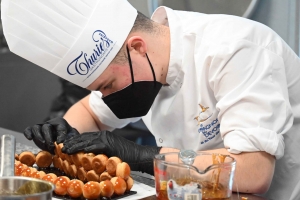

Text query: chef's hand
(61, 131), (161, 175)
(23, 117), (79, 154)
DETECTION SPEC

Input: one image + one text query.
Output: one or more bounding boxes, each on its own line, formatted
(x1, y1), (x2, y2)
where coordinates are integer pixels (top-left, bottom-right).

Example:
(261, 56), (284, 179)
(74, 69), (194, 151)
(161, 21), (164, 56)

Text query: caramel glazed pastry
(15, 147), (134, 198)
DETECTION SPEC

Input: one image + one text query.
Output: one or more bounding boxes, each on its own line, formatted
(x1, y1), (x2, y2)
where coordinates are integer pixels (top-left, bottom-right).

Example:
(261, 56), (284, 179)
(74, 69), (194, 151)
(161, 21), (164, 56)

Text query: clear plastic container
(154, 150), (236, 200)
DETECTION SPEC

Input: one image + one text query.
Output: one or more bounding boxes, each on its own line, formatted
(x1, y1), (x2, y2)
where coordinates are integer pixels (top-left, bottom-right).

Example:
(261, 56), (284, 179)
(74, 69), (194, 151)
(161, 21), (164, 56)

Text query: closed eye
(103, 84), (112, 90)
(100, 83), (114, 98)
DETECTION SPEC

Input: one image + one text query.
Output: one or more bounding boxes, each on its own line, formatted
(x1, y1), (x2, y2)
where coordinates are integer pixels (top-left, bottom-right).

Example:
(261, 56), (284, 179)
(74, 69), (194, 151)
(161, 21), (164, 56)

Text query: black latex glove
(62, 131), (161, 175)
(23, 117), (79, 154)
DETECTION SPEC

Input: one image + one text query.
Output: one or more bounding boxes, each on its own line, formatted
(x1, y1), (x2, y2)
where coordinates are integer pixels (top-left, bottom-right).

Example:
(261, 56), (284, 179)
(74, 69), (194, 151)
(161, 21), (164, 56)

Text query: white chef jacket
(90, 6), (300, 200)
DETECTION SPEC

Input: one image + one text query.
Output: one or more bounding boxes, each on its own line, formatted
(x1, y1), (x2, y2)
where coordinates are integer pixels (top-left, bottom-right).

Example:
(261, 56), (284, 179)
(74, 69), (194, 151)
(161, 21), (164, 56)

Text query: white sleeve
(89, 91), (141, 128)
(210, 40), (293, 159)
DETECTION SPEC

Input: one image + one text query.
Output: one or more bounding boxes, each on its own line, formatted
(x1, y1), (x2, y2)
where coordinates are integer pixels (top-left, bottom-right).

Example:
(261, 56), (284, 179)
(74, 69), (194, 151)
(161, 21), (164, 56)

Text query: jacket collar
(152, 6), (184, 91)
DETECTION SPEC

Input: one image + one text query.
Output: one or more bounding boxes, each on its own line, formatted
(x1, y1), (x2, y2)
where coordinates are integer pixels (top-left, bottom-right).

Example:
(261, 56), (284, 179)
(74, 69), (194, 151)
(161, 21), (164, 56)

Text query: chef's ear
(127, 36), (147, 56)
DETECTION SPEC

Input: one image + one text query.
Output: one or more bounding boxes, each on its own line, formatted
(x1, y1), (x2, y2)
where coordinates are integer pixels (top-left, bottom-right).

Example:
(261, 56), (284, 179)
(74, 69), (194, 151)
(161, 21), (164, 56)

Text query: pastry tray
(37, 167), (137, 200)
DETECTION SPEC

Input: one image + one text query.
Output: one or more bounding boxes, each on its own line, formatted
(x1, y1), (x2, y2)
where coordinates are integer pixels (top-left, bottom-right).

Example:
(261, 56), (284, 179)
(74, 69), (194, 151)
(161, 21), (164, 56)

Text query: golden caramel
(92, 154), (108, 174)
(83, 181), (101, 199)
(16, 150), (133, 199)
(19, 151), (36, 166)
(54, 176), (70, 196)
(67, 179), (84, 198)
(111, 177), (126, 196)
(35, 151), (53, 168)
(106, 157), (122, 176)
(42, 173), (58, 184)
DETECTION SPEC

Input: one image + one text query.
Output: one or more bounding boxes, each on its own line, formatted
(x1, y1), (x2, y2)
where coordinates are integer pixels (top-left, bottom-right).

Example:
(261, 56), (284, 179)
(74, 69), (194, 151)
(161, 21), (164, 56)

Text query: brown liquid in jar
(156, 154), (230, 200)
(156, 179), (230, 200)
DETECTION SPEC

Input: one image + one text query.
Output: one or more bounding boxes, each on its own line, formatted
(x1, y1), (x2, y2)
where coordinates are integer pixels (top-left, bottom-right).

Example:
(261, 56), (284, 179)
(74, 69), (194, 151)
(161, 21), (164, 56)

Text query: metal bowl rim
(0, 176), (54, 197)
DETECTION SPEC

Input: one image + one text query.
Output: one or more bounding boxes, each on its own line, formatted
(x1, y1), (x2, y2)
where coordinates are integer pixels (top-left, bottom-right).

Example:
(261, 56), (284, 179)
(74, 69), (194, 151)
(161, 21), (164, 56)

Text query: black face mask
(102, 46), (162, 119)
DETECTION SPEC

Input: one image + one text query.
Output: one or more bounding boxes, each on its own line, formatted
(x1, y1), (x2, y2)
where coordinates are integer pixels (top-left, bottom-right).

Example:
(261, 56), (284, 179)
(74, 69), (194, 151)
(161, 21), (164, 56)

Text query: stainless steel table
(141, 193), (267, 200)
(0, 127), (267, 200)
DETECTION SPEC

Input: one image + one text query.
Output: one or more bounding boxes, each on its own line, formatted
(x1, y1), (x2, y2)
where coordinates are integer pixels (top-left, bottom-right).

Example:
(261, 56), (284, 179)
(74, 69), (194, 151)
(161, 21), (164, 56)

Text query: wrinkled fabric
(90, 7), (300, 199)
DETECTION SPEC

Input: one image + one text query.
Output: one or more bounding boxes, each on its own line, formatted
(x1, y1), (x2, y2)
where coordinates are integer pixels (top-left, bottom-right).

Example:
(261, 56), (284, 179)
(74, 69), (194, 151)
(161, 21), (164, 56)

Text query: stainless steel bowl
(0, 176), (54, 200)
(0, 135), (54, 200)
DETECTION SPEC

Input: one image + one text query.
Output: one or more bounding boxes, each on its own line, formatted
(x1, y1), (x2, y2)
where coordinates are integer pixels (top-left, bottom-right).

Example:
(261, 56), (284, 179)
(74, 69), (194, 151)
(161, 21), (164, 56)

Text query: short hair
(131, 11), (155, 33)
(112, 11), (156, 65)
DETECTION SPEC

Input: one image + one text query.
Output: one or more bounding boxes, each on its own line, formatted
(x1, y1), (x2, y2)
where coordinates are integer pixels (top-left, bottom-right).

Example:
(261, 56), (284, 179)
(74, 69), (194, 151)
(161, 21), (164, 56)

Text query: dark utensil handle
(0, 134), (16, 177)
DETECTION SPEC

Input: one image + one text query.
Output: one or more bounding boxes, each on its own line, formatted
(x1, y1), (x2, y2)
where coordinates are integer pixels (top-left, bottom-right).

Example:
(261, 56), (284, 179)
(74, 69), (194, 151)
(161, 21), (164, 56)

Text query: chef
(2, 0), (300, 199)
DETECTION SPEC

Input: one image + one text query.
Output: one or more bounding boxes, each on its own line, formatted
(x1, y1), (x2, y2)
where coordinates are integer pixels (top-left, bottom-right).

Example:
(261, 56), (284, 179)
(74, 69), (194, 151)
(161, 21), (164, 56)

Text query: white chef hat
(1, 0), (137, 88)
